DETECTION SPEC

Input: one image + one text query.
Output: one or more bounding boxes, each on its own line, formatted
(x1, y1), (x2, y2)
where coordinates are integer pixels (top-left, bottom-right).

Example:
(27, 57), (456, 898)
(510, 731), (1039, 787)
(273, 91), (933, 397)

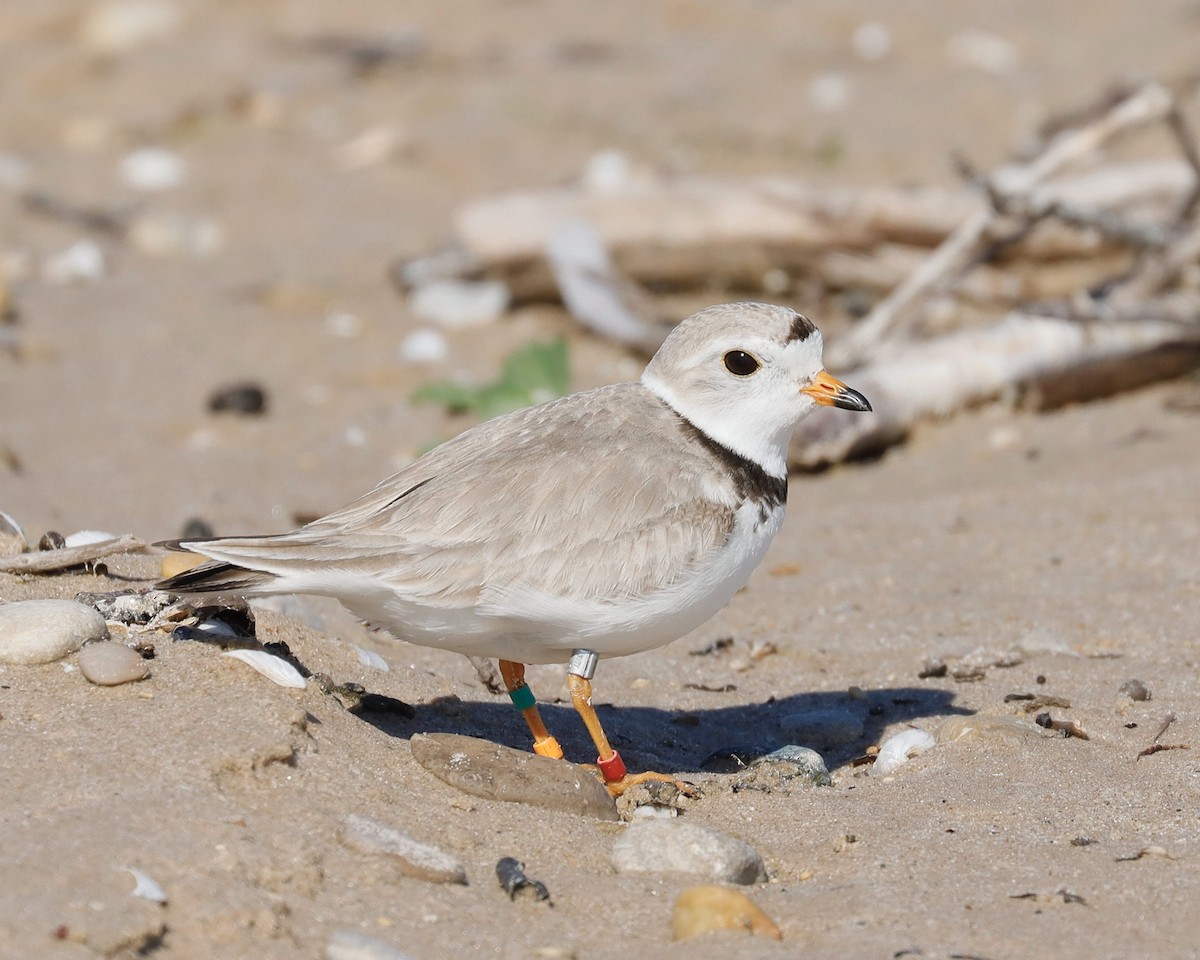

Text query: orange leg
(499, 659), (563, 759)
(566, 651), (698, 798)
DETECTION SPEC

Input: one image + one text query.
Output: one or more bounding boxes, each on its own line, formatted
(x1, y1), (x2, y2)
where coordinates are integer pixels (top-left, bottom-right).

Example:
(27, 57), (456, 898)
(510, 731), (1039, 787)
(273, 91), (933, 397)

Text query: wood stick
(0, 535), (147, 574)
(826, 83), (1174, 370)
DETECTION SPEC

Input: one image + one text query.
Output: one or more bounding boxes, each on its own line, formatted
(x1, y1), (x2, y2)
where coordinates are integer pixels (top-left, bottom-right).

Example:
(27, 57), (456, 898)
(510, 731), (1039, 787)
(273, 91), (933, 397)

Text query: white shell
(63, 529), (120, 547)
(354, 646), (390, 671)
(871, 728), (936, 777)
(221, 649), (306, 688)
(124, 866), (168, 903)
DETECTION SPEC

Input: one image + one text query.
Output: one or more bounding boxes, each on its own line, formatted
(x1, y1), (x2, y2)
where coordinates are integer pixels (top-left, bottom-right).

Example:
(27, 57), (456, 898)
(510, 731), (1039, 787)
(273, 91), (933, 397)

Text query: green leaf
(411, 337), (570, 419)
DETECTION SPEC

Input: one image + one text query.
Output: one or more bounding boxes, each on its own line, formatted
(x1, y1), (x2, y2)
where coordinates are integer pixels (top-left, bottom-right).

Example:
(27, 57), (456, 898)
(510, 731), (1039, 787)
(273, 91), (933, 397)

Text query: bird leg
(498, 659), (563, 759)
(566, 649), (698, 798)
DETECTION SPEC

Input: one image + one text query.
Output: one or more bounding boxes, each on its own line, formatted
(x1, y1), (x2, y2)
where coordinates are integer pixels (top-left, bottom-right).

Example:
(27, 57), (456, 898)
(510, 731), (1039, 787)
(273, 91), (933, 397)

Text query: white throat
(642, 371), (789, 478)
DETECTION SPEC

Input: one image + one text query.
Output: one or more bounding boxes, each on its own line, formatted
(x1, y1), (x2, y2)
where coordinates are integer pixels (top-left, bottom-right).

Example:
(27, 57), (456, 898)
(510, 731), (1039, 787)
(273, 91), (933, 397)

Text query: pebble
(327, 931), (416, 960)
(42, 240), (105, 284)
(936, 713), (1031, 746)
(1119, 679), (1152, 702)
(78, 0), (182, 56)
(79, 642), (150, 685)
(733, 744), (831, 792)
(207, 382), (267, 415)
(870, 729), (936, 777)
(119, 147), (186, 191)
(398, 328), (448, 365)
(611, 820), (767, 885)
(778, 709), (864, 748)
(409, 733), (618, 821)
(672, 885), (782, 942)
(0, 599), (108, 665)
(946, 28), (1020, 75)
(128, 214), (224, 257)
(852, 21), (891, 61)
(409, 279), (509, 328)
(340, 814), (466, 885)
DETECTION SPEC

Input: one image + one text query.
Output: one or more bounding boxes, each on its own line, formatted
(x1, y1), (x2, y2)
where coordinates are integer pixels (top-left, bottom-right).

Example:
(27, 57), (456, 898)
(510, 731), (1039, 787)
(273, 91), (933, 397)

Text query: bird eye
(723, 350), (760, 376)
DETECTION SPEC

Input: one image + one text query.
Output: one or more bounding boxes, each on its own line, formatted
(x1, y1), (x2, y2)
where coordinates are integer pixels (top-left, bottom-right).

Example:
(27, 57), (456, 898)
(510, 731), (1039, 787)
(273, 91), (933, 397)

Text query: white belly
(342, 500), (785, 665)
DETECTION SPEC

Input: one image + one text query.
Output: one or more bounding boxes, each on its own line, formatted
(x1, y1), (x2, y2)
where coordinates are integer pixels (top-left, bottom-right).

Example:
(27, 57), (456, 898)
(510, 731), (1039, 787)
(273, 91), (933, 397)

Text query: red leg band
(596, 750), (626, 782)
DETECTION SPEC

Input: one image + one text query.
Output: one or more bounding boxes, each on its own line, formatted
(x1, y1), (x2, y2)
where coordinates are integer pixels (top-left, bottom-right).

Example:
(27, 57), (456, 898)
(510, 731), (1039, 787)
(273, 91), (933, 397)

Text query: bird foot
(585, 766), (701, 799)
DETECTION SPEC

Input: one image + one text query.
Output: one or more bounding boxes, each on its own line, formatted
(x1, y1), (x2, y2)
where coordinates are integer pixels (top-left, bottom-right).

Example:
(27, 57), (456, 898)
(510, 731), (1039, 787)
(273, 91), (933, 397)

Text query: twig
(0, 535), (146, 574)
(1165, 100), (1200, 221)
(827, 82), (1174, 369)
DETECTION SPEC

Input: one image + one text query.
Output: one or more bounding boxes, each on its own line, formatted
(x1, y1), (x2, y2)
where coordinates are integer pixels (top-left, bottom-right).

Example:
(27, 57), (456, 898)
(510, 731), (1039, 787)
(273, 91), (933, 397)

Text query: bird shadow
(352, 684), (970, 774)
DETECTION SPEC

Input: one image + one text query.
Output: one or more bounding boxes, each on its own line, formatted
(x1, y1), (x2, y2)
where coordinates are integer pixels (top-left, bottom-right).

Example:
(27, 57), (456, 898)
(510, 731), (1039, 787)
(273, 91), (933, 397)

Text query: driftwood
(790, 314), (1200, 469)
(399, 81), (1200, 470)
(0, 535), (147, 574)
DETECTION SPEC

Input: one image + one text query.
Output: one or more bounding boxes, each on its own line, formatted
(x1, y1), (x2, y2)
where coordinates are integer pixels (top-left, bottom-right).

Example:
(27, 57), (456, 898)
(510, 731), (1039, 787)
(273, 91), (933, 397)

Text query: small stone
(672, 885), (781, 941)
(409, 733), (618, 821)
(852, 21), (891, 61)
(409, 279), (509, 328)
(78, 0), (182, 56)
(1119, 679), (1152, 702)
(399, 328), (448, 365)
(42, 240), (105, 284)
(327, 930), (416, 960)
(118, 148), (186, 191)
(611, 820), (766, 884)
(733, 745), (830, 792)
(39, 530), (67, 551)
(937, 714), (1031, 745)
(207, 382), (267, 415)
(128, 214), (223, 257)
(0, 599), (108, 665)
(341, 814), (466, 885)
(778, 709), (864, 748)
(79, 642), (150, 685)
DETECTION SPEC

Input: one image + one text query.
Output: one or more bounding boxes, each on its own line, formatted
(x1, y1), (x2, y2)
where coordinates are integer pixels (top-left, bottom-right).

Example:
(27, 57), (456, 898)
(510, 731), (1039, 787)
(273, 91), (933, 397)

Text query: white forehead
(646, 302), (824, 375)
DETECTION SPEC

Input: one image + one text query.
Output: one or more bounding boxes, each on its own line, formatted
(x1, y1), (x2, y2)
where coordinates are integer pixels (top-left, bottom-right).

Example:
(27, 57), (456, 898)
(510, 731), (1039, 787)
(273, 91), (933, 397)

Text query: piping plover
(159, 302), (870, 794)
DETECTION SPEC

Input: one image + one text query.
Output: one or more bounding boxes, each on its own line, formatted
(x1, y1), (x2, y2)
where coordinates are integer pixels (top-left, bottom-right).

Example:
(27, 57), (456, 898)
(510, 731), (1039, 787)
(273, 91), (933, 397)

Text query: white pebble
(852, 21), (891, 61)
(119, 147), (186, 191)
(42, 240), (106, 284)
(611, 820), (766, 885)
(0, 154), (31, 191)
(399, 328), (448, 365)
(809, 72), (851, 113)
(336, 123), (407, 171)
(354, 646), (390, 671)
(325, 311), (364, 338)
(79, 642), (149, 685)
(409, 280), (509, 329)
(0, 600), (108, 665)
(582, 149), (633, 193)
(123, 867), (167, 903)
(222, 649), (306, 688)
(946, 29), (1020, 75)
(327, 930), (416, 960)
(128, 215), (224, 258)
(79, 0), (182, 55)
(871, 728), (936, 777)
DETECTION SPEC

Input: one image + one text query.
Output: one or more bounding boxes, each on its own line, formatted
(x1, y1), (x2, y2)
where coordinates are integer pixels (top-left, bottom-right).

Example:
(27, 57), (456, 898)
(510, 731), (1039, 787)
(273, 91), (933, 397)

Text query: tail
(155, 536), (280, 595)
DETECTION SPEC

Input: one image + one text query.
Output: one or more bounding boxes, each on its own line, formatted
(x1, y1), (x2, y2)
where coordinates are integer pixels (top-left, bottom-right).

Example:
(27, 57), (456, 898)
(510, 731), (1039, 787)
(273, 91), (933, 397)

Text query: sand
(2, 2), (1200, 958)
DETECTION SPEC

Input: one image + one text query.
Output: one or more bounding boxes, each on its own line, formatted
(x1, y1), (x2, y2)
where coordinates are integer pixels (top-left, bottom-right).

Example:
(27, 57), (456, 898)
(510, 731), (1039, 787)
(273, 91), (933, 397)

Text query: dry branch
(0, 535), (147, 574)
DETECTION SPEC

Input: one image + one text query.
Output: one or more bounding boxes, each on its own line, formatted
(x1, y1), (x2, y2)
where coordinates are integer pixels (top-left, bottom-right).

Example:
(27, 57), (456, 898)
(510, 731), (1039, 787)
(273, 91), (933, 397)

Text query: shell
(871, 728), (936, 777)
(221, 649), (306, 688)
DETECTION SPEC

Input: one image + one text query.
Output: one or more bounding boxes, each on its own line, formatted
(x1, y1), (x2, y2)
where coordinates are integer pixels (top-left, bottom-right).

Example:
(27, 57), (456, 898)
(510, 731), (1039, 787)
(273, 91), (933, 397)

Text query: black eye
(723, 350), (760, 376)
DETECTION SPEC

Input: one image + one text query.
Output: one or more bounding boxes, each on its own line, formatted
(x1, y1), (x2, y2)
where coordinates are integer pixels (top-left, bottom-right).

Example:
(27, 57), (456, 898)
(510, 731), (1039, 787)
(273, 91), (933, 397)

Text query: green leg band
(508, 683), (537, 711)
